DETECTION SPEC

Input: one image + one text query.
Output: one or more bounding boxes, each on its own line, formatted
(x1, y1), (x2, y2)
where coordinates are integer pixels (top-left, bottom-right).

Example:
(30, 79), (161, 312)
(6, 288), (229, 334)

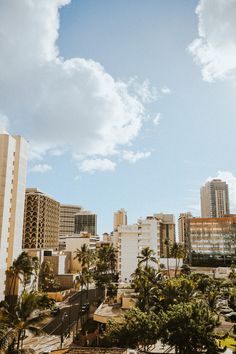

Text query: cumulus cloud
(0, 0), (159, 169)
(122, 150), (151, 163)
(29, 164), (52, 173)
(189, 0), (236, 82)
(79, 159), (116, 173)
(207, 171), (236, 211)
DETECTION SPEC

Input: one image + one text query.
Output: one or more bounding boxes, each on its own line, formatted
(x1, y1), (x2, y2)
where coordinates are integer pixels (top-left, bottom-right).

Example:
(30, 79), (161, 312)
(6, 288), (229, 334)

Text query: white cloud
(153, 113), (161, 126)
(207, 171), (236, 211)
(122, 150), (151, 163)
(0, 113), (9, 133)
(189, 0), (236, 82)
(29, 164), (52, 173)
(161, 86), (171, 94)
(0, 0), (159, 167)
(79, 159), (116, 173)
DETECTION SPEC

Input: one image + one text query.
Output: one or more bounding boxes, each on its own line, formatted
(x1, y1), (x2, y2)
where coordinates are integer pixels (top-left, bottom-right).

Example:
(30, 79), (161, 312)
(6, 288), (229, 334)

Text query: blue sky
(1, 0), (236, 234)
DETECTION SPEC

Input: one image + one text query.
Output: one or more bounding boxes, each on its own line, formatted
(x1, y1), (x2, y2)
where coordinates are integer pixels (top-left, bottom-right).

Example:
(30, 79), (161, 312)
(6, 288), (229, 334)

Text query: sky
(1, 0), (236, 234)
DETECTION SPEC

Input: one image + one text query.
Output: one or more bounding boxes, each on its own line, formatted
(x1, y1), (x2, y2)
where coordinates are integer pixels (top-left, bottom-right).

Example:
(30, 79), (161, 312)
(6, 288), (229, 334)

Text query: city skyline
(1, 0), (236, 234)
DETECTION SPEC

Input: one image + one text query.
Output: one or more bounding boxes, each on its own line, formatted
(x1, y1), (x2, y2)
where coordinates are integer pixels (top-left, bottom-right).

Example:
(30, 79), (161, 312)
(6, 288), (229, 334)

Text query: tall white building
(117, 216), (161, 282)
(0, 134), (28, 300)
(201, 179), (230, 218)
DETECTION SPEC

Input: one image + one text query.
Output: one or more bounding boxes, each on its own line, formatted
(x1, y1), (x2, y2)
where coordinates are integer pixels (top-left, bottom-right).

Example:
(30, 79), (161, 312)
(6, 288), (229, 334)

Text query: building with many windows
(59, 204), (82, 237)
(200, 179), (230, 218)
(117, 216), (161, 282)
(74, 210), (97, 235)
(189, 216), (236, 255)
(113, 208), (127, 231)
(154, 213), (175, 257)
(0, 134), (28, 300)
(22, 188), (60, 250)
(178, 212), (193, 249)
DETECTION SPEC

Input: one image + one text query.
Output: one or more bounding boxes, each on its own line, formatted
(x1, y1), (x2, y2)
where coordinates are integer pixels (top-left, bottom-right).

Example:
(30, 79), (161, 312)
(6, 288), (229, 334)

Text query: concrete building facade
(0, 134), (28, 300)
(189, 216), (236, 255)
(201, 179), (230, 218)
(117, 216), (161, 282)
(74, 211), (97, 235)
(154, 213), (175, 257)
(22, 188), (60, 250)
(113, 208), (127, 231)
(59, 204), (82, 237)
(178, 212), (193, 249)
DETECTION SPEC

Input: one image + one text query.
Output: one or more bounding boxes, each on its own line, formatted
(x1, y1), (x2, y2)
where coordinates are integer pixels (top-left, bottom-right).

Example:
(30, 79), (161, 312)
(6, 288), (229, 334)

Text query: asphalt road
(42, 288), (104, 336)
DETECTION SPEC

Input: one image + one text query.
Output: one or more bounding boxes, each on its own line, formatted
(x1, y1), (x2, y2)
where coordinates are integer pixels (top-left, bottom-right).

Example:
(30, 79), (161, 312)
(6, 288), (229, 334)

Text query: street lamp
(60, 311), (68, 349)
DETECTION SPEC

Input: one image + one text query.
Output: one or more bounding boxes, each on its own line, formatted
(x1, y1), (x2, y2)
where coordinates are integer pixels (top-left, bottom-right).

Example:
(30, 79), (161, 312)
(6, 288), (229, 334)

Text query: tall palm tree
(170, 243), (187, 277)
(7, 252), (34, 310)
(1, 291), (54, 351)
(138, 247), (157, 269)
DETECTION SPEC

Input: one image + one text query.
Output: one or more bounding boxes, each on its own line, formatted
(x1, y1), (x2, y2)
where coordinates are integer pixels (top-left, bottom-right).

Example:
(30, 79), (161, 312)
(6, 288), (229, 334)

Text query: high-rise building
(22, 188), (60, 249)
(189, 216), (236, 255)
(200, 179), (230, 218)
(154, 213), (175, 257)
(74, 211), (97, 235)
(117, 216), (161, 282)
(113, 208), (127, 231)
(59, 204), (82, 237)
(178, 212), (192, 249)
(0, 134), (28, 300)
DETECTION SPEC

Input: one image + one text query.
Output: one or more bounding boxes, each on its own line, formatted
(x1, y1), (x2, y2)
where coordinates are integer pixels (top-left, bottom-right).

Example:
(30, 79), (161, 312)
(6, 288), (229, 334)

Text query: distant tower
(0, 134), (28, 300)
(59, 204), (82, 237)
(74, 211), (97, 235)
(23, 188), (60, 249)
(113, 208), (127, 231)
(200, 179), (230, 218)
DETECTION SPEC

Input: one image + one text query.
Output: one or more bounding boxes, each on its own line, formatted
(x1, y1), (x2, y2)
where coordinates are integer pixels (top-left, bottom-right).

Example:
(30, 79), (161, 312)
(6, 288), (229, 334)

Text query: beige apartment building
(22, 188), (60, 250)
(201, 179), (230, 218)
(59, 204), (82, 237)
(0, 134), (28, 300)
(189, 216), (236, 255)
(178, 212), (192, 249)
(154, 213), (175, 257)
(113, 208), (127, 231)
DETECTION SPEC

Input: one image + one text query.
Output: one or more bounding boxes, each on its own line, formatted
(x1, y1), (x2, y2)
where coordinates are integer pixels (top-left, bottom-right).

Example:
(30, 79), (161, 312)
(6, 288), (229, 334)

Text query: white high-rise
(117, 216), (161, 282)
(0, 134), (28, 300)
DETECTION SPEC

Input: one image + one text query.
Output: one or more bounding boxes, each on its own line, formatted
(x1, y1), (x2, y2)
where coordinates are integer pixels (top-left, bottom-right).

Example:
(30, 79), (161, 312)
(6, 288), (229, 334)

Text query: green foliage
(103, 308), (160, 352)
(160, 300), (220, 354)
(93, 245), (118, 288)
(38, 261), (58, 292)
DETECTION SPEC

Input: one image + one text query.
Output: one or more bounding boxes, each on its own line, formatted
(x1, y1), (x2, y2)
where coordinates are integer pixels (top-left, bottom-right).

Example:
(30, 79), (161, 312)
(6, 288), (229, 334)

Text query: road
(42, 287), (104, 336)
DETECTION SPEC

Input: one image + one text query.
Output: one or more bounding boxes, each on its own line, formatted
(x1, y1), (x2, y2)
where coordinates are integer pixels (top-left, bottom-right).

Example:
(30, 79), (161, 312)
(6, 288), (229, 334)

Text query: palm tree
(7, 252), (34, 310)
(138, 247), (157, 269)
(74, 244), (95, 270)
(1, 291), (54, 351)
(170, 243), (187, 277)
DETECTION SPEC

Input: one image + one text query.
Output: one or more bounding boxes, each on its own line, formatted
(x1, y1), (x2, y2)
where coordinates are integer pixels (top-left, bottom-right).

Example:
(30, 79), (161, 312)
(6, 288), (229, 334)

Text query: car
(219, 307), (234, 314)
(51, 307), (60, 316)
(225, 312), (236, 321)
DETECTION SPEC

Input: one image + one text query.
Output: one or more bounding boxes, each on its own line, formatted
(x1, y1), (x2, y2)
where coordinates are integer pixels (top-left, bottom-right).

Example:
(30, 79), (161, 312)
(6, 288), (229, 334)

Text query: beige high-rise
(201, 179), (230, 218)
(59, 204), (82, 237)
(113, 208), (127, 231)
(178, 212), (192, 249)
(23, 188), (60, 249)
(0, 134), (28, 300)
(154, 213), (176, 257)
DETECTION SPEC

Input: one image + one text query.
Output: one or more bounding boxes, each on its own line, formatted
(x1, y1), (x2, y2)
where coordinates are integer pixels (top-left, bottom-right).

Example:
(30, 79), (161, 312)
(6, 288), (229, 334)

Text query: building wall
(190, 216), (236, 254)
(113, 208), (127, 231)
(117, 217), (161, 282)
(63, 235), (97, 272)
(178, 212), (192, 248)
(74, 211), (97, 235)
(0, 134), (28, 300)
(59, 204), (82, 237)
(201, 179), (230, 218)
(23, 189), (60, 249)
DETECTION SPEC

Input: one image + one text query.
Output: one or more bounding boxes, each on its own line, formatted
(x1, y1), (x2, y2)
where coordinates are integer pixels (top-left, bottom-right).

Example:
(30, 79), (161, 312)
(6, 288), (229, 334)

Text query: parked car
(51, 307), (60, 316)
